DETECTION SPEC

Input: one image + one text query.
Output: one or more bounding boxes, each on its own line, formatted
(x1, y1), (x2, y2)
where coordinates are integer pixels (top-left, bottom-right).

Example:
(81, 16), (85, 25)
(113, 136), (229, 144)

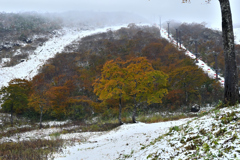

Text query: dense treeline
(0, 24), (223, 124)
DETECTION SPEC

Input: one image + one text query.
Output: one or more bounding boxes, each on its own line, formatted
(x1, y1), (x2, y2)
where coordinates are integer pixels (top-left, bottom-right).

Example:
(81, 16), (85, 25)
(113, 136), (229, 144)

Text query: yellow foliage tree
(93, 58), (129, 124)
(93, 57), (168, 124)
(126, 57), (168, 122)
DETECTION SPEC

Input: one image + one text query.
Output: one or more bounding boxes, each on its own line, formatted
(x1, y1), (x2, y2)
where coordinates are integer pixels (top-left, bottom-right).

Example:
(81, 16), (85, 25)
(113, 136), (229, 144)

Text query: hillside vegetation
(0, 24), (224, 124)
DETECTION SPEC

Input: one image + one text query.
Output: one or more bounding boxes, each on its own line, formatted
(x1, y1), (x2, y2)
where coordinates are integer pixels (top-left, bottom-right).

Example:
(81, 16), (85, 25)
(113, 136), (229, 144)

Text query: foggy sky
(1, 0), (239, 29)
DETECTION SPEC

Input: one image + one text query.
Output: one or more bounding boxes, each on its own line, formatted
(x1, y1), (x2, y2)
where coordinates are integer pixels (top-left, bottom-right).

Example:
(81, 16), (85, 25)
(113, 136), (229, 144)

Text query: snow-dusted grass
(0, 115), (70, 159)
(0, 137), (64, 160)
(136, 111), (195, 123)
(0, 108), (201, 159)
(0, 115), (120, 144)
(132, 105), (240, 160)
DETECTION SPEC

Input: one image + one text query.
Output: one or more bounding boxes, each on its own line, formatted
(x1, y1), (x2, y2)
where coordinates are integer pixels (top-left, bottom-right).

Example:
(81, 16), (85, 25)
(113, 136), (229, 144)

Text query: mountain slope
(0, 23), (224, 88)
(0, 24), (131, 87)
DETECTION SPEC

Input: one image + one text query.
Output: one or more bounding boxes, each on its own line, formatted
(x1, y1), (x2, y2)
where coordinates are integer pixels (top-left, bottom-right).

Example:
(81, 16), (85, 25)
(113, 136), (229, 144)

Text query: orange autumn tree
(28, 74), (48, 129)
(93, 57), (168, 124)
(126, 57), (168, 123)
(45, 85), (70, 119)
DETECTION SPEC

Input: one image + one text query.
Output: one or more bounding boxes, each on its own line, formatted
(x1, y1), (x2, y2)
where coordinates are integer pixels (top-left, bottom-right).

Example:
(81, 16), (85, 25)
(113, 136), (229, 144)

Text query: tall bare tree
(182, 0), (239, 105)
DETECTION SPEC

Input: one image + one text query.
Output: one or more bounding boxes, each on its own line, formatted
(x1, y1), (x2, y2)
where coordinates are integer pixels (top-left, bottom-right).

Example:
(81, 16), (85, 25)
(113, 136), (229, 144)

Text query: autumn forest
(3, 22), (239, 126)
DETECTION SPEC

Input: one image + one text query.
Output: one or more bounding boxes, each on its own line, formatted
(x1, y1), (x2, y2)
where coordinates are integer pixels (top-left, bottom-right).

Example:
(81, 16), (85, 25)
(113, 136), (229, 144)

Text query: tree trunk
(184, 82), (188, 105)
(10, 103), (13, 127)
(118, 97), (123, 125)
(219, 0), (239, 105)
(132, 81), (139, 123)
(39, 105), (43, 129)
(132, 95), (137, 123)
(132, 106), (137, 123)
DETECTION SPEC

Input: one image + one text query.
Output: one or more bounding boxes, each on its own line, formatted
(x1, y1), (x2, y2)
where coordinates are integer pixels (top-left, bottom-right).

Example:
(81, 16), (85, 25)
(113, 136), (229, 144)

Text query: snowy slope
(0, 24), (132, 87)
(130, 106), (240, 159)
(159, 27), (225, 87)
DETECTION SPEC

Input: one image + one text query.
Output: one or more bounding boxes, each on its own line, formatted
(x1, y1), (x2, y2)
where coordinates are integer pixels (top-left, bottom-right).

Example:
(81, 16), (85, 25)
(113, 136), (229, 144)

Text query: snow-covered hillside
(0, 23), (225, 88)
(0, 24), (132, 87)
(0, 23), (226, 88)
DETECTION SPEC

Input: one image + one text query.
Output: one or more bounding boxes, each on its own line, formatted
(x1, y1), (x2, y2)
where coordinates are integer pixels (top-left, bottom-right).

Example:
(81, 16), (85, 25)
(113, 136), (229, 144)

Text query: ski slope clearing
(0, 24), (133, 88)
(159, 27), (225, 87)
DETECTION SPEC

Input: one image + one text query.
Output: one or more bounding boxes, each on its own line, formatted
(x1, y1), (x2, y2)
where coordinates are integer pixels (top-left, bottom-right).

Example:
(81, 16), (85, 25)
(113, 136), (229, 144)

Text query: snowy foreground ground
(51, 105), (240, 160)
(52, 118), (192, 160)
(2, 105), (240, 160)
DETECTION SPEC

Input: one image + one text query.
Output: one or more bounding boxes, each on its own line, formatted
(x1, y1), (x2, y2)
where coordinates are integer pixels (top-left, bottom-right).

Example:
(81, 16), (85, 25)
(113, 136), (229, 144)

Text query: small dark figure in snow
(191, 104), (200, 112)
